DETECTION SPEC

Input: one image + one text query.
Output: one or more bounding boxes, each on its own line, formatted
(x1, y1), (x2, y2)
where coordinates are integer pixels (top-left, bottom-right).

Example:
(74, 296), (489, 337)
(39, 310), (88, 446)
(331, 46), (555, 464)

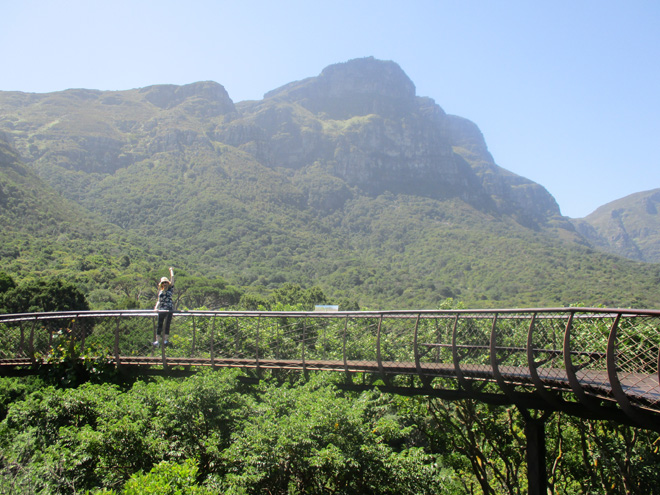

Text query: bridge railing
(1, 308), (659, 427)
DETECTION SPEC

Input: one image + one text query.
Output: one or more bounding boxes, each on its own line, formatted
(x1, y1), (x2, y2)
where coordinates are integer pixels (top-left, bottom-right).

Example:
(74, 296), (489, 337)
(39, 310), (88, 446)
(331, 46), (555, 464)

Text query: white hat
(160, 277), (170, 284)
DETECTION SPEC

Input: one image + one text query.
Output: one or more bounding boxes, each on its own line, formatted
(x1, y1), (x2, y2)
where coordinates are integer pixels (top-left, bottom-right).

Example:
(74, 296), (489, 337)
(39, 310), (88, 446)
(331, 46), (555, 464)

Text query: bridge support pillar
(524, 415), (548, 495)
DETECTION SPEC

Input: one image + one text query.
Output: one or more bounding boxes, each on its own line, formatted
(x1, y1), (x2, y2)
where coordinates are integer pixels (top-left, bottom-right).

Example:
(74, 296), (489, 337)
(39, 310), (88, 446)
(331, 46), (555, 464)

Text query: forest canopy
(0, 370), (658, 494)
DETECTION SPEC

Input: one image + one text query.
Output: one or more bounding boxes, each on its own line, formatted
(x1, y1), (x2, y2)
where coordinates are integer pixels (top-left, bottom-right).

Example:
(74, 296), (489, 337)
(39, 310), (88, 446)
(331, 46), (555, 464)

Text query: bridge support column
(524, 414), (548, 495)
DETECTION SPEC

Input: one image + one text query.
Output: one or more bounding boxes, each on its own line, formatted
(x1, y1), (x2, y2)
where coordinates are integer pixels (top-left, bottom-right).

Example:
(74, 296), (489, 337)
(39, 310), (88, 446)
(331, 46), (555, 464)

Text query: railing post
(78, 316), (86, 354)
(276, 320), (281, 360)
(234, 318), (239, 358)
(255, 316), (261, 374)
(29, 318), (36, 362)
(68, 316), (77, 357)
(152, 317), (157, 347)
(490, 313), (516, 398)
(342, 315), (350, 378)
(160, 316), (167, 368)
(434, 319), (440, 362)
(413, 314), (421, 374)
(563, 312), (601, 413)
(191, 315), (197, 357)
(451, 314), (471, 392)
(376, 315), (384, 377)
(526, 313), (561, 408)
(114, 318), (121, 367)
(606, 312), (657, 430)
(301, 318), (307, 374)
(210, 316), (215, 367)
(323, 319), (327, 361)
(18, 321), (24, 358)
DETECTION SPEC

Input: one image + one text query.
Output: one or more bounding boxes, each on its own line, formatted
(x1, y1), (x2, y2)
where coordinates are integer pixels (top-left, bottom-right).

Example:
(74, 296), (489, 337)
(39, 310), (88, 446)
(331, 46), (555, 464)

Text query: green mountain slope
(572, 189), (660, 263)
(0, 136), (159, 302)
(0, 58), (658, 309)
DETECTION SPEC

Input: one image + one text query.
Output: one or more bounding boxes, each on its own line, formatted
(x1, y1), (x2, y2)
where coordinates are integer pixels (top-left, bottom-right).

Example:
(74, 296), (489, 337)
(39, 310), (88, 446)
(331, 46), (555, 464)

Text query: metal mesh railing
(1, 308), (659, 424)
(529, 313), (567, 388)
(612, 314), (660, 412)
(568, 312), (614, 402)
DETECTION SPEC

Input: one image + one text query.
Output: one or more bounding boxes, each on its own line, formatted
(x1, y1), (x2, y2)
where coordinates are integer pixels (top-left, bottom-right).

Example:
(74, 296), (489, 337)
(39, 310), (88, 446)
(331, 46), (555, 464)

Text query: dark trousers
(157, 311), (173, 337)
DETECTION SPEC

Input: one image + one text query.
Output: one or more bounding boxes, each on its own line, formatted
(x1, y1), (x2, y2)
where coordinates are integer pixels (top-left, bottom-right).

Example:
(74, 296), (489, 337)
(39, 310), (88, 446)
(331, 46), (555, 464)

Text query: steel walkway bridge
(2, 307), (659, 494)
(1, 307), (659, 430)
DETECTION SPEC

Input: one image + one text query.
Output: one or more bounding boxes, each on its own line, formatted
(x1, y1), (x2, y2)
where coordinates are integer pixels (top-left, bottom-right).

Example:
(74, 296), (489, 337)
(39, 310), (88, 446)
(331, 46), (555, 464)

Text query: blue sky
(3, 0), (659, 218)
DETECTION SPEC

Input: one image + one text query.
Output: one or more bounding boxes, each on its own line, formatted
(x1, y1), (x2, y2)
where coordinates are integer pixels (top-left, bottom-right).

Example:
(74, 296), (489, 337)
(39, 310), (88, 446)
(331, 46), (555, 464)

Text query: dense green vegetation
(0, 370), (658, 494)
(2, 136), (660, 311)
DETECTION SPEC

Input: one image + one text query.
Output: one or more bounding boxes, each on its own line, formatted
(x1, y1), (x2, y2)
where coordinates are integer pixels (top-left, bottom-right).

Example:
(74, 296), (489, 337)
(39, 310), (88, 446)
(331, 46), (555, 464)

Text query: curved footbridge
(1, 307), (659, 430)
(3, 307), (659, 494)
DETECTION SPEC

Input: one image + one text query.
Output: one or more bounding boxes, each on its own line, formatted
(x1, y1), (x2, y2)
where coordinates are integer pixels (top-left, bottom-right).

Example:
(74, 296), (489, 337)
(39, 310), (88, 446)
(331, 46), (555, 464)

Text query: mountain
(0, 57), (658, 309)
(230, 58), (567, 230)
(0, 133), (157, 292)
(572, 189), (660, 263)
(0, 59), (565, 229)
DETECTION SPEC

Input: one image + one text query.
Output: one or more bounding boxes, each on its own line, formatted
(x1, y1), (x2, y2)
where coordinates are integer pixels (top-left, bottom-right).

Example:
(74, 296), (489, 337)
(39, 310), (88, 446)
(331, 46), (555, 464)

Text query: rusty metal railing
(1, 308), (659, 429)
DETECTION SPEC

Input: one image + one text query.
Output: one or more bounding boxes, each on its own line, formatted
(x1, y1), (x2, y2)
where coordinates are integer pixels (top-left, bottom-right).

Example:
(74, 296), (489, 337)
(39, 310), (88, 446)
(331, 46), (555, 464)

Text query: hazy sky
(3, 1), (659, 218)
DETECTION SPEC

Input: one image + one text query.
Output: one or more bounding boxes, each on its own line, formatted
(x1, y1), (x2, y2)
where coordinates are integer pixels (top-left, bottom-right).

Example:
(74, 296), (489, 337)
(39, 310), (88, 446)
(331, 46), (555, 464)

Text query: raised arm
(169, 267), (174, 286)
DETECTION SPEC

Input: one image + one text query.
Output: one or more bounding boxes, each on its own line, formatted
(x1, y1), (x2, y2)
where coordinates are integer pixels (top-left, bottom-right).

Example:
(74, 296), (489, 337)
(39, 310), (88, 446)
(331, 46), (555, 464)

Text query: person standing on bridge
(153, 267), (175, 346)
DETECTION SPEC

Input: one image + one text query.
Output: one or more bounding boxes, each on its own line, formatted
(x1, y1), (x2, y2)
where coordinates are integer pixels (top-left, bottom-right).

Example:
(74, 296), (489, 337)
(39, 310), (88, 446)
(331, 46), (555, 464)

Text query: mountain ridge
(572, 188), (660, 262)
(0, 58), (564, 229)
(0, 57), (658, 309)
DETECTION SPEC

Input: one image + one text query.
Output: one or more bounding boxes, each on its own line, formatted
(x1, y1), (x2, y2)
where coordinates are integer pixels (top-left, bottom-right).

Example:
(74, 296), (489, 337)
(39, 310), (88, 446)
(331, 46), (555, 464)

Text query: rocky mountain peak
(139, 81), (235, 116)
(264, 57), (417, 119)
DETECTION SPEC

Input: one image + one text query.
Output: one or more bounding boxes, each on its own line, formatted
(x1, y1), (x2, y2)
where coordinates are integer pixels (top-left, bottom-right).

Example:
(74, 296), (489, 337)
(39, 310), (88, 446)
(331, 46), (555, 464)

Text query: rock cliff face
(265, 57), (417, 119)
(0, 57), (563, 229)
(223, 58), (562, 225)
(139, 81), (236, 117)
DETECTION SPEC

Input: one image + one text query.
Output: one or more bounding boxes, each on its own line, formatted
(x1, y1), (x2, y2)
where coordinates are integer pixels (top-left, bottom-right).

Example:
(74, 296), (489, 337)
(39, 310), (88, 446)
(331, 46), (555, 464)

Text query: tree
(269, 283), (329, 309)
(177, 276), (243, 310)
(0, 272), (16, 295)
(422, 399), (527, 495)
(218, 376), (453, 494)
(0, 370), (250, 492)
(1, 277), (89, 313)
(122, 459), (213, 495)
(113, 273), (153, 309)
(0, 272), (17, 314)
